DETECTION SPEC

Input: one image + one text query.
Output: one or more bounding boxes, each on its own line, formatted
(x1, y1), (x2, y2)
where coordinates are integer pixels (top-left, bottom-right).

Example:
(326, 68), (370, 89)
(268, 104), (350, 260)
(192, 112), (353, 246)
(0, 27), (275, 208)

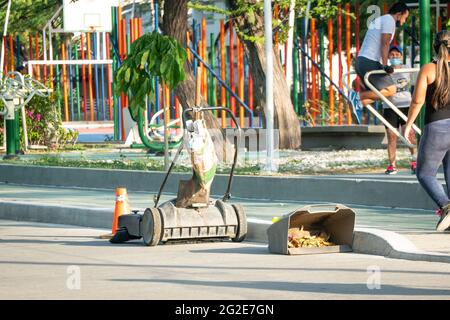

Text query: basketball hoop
(63, 0), (116, 33)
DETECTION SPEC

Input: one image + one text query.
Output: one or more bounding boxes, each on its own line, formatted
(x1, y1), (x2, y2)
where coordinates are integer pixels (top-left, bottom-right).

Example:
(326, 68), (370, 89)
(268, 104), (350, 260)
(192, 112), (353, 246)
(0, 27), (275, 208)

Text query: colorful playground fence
(1, 2), (448, 138)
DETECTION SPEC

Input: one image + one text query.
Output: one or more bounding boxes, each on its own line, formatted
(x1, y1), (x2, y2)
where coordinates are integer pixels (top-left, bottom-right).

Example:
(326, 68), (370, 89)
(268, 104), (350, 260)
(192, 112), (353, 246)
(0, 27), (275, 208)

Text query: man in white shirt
(349, 1), (410, 123)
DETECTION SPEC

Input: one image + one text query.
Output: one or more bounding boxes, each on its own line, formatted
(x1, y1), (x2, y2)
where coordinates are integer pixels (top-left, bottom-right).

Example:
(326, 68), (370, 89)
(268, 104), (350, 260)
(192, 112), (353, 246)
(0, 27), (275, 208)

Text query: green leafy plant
(22, 93), (78, 149)
(115, 31), (187, 120)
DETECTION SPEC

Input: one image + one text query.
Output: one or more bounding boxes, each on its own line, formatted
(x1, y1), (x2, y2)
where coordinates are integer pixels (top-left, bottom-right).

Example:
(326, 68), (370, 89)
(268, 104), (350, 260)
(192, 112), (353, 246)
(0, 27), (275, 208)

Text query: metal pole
(310, 18), (317, 125)
(163, 82), (169, 171)
(319, 21), (326, 125)
(43, 28), (47, 61)
(154, 2), (160, 124)
(264, 0), (275, 172)
(0, 0), (12, 76)
(300, 18), (307, 120)
(49, 28), (53, 62)
(328, 17), (335, 125)
(419, 0), (431, 132)
(4, 97), (17, 159)
(74, 44), (81, 120)
(285, 0), (296, 89)
(436, 0), (440, 33)
(293, 28), (299, 115)
(411, 16), (416, 70)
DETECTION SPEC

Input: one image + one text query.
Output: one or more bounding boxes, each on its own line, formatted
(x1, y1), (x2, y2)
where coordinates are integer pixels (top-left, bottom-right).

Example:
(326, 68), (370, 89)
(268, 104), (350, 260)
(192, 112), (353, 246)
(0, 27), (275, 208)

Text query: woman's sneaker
(385, 165), (398, 175)
(410, 161), (417, 174)
(436, 203), (450, 231)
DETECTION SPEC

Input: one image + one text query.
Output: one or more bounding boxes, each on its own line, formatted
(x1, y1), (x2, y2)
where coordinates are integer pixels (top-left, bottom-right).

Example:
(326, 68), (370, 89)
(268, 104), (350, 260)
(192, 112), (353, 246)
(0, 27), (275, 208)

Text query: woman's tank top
(425, 62), (450, 125)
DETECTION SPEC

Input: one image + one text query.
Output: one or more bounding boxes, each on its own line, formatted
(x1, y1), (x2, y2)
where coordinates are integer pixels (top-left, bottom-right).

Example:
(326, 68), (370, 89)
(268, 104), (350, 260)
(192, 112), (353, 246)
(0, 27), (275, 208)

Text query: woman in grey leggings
(405, 30), (450, 231)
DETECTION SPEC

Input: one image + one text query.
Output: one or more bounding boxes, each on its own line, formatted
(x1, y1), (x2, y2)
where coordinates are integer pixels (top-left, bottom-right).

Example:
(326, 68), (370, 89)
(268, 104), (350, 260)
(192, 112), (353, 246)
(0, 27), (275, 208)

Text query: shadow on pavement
(110, 278), (450, 296)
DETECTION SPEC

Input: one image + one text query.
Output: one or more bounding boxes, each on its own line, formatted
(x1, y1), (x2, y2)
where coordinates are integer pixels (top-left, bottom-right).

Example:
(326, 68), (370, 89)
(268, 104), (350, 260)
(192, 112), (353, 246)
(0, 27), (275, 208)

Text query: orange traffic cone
(100, 187), (130, 239)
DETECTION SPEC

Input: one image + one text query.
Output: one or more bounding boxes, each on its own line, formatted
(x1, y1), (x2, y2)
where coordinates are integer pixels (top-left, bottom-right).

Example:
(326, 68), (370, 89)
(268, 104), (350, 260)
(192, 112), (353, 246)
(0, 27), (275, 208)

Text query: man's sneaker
(385, 165), (398, 175)
(436, 203), (450, 231)
(348, 90), (363, 124)
(410, 161), (417, 174)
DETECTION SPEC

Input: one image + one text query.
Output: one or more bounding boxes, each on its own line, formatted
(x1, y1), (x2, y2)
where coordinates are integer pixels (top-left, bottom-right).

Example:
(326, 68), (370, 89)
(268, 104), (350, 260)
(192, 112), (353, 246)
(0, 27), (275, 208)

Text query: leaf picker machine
(110, 106), (247, 246)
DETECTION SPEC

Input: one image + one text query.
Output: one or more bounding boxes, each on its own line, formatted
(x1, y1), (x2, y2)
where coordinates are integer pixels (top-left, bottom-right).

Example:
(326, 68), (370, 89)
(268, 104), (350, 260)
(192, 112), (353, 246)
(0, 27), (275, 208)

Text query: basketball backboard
(63, 0), (119, 32)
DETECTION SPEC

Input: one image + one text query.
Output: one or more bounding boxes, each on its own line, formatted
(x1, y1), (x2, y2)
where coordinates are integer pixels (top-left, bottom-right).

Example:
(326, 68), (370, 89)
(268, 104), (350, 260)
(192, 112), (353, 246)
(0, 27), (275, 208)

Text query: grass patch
(8, 155), (192, 172)
(1, 149), (416, 176)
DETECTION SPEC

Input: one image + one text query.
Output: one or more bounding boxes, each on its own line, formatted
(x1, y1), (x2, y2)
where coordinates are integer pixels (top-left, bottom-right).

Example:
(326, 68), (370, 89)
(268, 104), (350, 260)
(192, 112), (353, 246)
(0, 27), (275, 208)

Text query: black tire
(232, 204), (247, 242)
(142, 208), (163, 246)
(109, 228), (131, 243)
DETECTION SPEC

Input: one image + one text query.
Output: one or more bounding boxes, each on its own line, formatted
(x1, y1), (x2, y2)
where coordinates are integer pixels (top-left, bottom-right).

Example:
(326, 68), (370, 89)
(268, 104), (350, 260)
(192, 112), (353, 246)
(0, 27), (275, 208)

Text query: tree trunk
(232, 1), (301, 149)
(162, 0), (233, 161)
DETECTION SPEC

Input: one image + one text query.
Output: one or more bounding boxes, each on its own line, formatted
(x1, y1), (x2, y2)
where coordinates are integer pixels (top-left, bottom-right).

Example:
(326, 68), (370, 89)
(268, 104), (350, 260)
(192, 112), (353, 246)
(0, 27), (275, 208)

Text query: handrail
(341, 69), (418, 148)
(364, 68), (421, 135)
(295, 43), (354, 108)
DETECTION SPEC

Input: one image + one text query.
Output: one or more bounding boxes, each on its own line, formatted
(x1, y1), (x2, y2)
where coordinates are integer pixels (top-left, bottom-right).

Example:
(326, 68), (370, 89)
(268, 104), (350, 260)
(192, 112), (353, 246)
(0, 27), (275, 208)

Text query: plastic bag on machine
(184, 119), (218, 188)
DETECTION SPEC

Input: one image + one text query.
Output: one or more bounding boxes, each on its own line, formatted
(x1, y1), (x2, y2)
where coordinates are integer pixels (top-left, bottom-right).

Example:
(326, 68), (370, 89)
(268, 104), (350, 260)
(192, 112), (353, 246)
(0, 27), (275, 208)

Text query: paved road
(1, 220), (449, 300)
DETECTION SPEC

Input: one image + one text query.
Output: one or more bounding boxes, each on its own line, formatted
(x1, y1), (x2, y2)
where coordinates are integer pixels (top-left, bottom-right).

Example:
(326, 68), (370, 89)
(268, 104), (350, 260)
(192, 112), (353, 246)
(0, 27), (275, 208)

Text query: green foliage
(190, 0), (342, 44)
(115, 31), (187, 120)
(21, 92), (78, 149)
(190, 0), (259, 17)
(188, 2), (233, 16)
(0, 0), (61, 34)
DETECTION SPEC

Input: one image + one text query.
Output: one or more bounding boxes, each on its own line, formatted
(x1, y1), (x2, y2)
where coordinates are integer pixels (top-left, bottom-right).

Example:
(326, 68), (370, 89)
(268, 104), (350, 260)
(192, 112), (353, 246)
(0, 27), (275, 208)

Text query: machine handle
(154, 106), (241, 208)
(182, 106), (241, 201)
(299, 203), (349, 213)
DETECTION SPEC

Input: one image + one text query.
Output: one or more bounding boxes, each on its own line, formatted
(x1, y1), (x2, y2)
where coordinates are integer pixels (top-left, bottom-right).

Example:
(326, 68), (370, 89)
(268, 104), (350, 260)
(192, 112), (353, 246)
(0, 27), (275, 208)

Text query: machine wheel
(109, 228), (131, 243)
(142, 208), (163, 246)
(232, 204), (247, 242)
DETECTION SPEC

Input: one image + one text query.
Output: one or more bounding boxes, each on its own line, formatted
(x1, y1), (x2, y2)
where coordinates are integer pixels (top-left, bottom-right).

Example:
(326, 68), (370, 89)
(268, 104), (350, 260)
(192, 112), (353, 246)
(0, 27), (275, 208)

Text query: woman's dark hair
(388, 1), (409, 15)
(432, 31), (450, 110)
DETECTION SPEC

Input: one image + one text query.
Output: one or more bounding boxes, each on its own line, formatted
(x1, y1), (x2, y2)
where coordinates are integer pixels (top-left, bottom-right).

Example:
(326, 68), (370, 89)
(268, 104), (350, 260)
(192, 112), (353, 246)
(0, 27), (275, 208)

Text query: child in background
(383, 45), (417, 175)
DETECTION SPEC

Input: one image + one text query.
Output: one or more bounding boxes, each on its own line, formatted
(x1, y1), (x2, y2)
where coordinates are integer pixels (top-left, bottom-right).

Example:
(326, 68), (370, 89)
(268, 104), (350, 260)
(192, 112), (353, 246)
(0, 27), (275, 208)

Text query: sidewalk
(0, 182), (437, 230)
(1, 182), (449, 262)
(0, 164), (440, 210)
(62, 121), (114, 143)
(399, 232), (450, 255)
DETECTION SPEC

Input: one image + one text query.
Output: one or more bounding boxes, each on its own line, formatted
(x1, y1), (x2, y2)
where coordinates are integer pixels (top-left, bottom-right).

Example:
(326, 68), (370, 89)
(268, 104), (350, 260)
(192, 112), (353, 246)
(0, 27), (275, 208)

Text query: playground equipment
(128, 105), (184, 153)
(291, 1), (449, 127)
(0, 0), (444, 146)
(0, 72), (50, 159)
(342, 68), (420, 148)
(110, 106), (247, 246)
(146, 107), (183, 150)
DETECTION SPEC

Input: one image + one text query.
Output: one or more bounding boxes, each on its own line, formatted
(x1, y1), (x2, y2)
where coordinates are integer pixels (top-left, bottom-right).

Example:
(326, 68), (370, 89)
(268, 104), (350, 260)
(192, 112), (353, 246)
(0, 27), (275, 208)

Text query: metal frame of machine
(110, 106), (247, 246)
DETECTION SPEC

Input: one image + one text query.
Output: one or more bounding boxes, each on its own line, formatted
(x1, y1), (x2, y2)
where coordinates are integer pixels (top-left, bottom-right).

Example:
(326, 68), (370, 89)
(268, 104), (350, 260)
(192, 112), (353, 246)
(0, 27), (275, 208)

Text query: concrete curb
(0, 200), (113, 230)
(1, 200), (449, 263)
(353, 228), (450, 264)
(0, 164), (437, 210)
